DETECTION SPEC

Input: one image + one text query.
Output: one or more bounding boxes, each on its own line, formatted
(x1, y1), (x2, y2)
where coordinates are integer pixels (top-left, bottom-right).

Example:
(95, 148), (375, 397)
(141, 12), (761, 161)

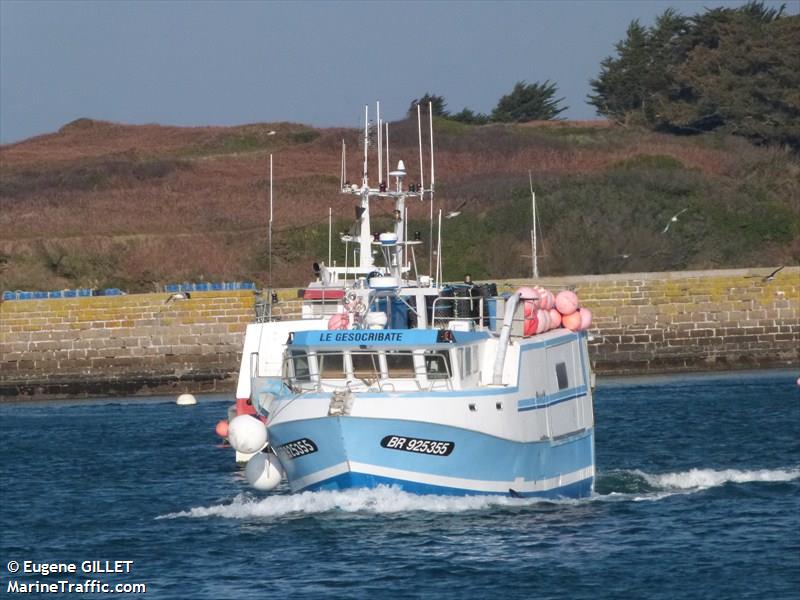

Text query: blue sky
(0, 0), (794, 143)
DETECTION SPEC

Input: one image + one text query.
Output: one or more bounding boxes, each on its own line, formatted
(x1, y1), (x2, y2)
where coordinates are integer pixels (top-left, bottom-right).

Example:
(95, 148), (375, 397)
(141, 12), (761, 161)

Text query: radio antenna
(385, 121), (390, 186)
(340, 140), (346, 189)
(417, 103), (425, 195)
(377, 101), (382, 186)
(529, 171), (538, 278)
(362, 105), (368, 187)
(429, 100), (435, 192)
(419, 103), (432, 275)
(436, 208), (443, 287)
(268, 154), (274, 319)
(328, 206), (332, 267)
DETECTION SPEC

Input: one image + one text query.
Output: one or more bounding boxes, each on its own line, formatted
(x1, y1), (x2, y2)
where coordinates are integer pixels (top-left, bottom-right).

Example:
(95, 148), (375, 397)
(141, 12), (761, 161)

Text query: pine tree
(589, 2), (799, 149)
(491, 80), (567, 122)
(408, 94), (449, 118)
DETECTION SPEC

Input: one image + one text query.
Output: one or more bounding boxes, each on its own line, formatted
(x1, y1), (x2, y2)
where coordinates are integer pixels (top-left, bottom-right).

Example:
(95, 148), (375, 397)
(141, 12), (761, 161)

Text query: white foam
(642, 467), (800, 490)
(159, 486), (548, 520)
(160, 467), (800, 520)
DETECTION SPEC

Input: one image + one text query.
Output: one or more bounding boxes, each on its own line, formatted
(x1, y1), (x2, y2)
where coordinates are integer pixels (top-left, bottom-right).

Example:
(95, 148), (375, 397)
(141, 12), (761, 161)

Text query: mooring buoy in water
(176, 393), (197, 406)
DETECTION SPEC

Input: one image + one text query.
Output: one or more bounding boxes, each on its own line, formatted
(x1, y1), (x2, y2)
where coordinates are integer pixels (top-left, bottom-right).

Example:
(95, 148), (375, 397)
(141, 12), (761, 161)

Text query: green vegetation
(180, 124), (319, 158)
(491, 81), (567, 122)
(0, 157), (188, 197)
(589, 2), (800, 149)
(411, 80), (567, 126)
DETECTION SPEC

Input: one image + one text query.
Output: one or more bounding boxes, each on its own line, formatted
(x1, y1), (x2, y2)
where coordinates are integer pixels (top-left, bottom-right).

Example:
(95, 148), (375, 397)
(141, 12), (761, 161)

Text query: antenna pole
(429, 100), (435, 192)
(341, 140), (346, 189)
(362, 105), (368, 187)
(385, 122), (389, 186)
(377, 101), (382, 186)
(268, 154), (274, 319)
(417, 103), (425, 196)
(436, 209), (443, 287)
(328, 206), (332, 267)
(529, 171), (538, 278)
(419, 104), (432, 276)
(404, 205), (408, 278)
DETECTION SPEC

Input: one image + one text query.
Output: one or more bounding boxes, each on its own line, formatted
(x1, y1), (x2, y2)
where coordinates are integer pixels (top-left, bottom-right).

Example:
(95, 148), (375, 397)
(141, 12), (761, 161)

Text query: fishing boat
(225, 103), (596, 497)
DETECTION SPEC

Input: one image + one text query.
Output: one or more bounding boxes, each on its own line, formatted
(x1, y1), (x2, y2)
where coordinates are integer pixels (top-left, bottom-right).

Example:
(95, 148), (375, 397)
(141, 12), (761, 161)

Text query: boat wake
(595, 466), (800, 501)
(160, 467), (799, 520)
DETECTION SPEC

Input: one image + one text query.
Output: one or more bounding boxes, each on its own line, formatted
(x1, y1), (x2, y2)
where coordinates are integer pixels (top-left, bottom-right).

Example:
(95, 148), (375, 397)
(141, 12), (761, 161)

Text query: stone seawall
(525, 267), (798, 375)
(0, 290), (255, 399)
(1, 268), (797, 400)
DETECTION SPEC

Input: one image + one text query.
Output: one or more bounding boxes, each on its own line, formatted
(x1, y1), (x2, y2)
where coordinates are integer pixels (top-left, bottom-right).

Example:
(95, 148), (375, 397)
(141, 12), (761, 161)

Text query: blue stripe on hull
(269, 417), (594, 498)
(308, 471), (594, 499)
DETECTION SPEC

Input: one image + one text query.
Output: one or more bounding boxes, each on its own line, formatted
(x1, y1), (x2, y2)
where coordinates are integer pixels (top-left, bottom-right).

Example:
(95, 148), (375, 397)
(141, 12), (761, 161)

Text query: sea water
(1, 371), (798, 599)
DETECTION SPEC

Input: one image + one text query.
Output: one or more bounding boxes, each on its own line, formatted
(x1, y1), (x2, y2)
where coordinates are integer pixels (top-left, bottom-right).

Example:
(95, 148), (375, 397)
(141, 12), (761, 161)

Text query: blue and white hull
(269, 415), (594, 497)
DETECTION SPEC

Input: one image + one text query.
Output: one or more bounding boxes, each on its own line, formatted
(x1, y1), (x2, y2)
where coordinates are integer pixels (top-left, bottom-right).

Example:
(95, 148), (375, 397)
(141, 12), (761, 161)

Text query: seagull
(761, 266), (784, 282)
(165, 292), (191, 304)
(445, 199), (468, 219)
(662, 208), (688, 233)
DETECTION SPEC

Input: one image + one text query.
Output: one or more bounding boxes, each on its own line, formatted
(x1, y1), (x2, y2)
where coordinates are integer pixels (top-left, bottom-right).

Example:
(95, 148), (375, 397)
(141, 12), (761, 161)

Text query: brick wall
(520, 267), (799, 375)
(0, 291), (255, 399)
(1, 268), (797, 399)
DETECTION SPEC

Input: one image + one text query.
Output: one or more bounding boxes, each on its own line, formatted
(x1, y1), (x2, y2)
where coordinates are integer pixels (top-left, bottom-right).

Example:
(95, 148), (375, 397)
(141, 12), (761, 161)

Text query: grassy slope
(1, 117), (798, 291)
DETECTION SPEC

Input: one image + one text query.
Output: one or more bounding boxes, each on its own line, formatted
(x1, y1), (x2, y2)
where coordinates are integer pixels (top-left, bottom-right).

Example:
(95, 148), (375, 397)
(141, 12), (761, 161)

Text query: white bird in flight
(662, 208), (688, 233)
(165, 292), (191, 304)
(445, 199), (468, 219)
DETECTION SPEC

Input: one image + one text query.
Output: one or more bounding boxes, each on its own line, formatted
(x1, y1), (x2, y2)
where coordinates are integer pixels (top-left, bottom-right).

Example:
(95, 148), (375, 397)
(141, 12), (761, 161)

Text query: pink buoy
(215, 419), (229, 438)
(327, 312), (349, 330)
(579, 307), (593, 331)
(536, 308), (550, 334)
(540, 290), (555, 310)
(562, 311), (582, 331)
(517, 286), (540, 305)
(523, 299), (538, 337)
(555, 290), (579, 315)
(548, 308), (562, 329)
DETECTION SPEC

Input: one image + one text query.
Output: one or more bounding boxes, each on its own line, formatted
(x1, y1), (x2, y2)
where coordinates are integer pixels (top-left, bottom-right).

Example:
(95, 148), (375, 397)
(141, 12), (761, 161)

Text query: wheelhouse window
(351, 352), (380, 380)
(424, 351), (451, 380)
(458, 345), (478, 378)
(290, 351), (311, 382)
(385, 351), (416, 378)
(555, 361), (569, 390)
(318, 352), (345, 378)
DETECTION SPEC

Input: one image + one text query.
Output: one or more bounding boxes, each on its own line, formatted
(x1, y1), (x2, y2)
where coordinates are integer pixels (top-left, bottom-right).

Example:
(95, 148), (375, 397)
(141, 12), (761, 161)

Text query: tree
(589, 2), (800, 148)
(491, 80), (567, 122)
(408, 94), (449, 118)
(588, 21), (653, 124)
(449, 108), (490, 125)
(654, 4), (799, 145)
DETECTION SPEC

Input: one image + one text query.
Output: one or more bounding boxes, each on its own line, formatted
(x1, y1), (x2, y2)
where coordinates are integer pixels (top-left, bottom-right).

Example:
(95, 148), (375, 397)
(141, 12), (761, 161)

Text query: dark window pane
(292, 351), (310, 382)
(318, 352), (344, 378)
(386, 351), (415, 378)
(425, 352), (451, 379)
(352, 353), (380, 379)
(555, 362), (568, 390)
